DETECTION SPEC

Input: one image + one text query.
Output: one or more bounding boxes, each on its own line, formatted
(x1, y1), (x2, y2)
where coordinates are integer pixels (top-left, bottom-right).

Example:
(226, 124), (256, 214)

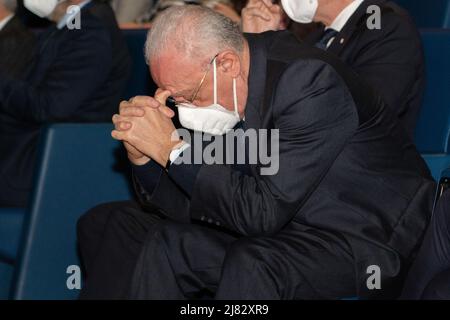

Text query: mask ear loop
(213, 58), (218, 105)
(233, 78), (239, 117)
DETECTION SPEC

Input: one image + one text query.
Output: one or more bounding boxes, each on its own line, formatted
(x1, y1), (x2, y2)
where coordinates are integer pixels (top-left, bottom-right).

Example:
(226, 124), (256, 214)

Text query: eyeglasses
(187, 53), (219, 104)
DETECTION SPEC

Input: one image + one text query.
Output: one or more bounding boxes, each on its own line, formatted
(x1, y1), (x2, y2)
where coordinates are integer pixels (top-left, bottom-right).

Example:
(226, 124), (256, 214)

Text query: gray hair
(145, 5), (244, 66)
(1, 0), (17, 12)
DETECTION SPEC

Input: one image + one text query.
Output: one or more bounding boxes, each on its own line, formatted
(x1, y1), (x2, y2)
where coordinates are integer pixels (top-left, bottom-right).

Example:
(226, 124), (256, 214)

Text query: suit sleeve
(0, 26), (112, 123)
(132, 160), (192, 224)
(185, 60), (359, 236)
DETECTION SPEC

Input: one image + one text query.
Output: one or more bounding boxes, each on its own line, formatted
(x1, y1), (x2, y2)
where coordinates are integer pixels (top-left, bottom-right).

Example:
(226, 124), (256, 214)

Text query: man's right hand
(242, 0), (285, 34)
(113, 90), (174, 166)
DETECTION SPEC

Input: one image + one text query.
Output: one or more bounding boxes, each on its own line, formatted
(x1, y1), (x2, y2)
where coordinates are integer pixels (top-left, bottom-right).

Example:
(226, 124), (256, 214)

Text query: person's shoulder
(368, 0), (420, 38)
(255, 31), (326, 65)
(1, 16), (30, 35)
(63, 9), (110, 44)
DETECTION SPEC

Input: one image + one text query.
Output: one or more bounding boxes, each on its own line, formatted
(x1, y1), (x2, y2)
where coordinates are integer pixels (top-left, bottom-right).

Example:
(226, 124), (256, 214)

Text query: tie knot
(315, 28), (339, 50)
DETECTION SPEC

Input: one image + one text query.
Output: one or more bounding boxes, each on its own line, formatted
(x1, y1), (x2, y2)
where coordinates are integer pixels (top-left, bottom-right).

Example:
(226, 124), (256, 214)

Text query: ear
(218, 50), (241, 78)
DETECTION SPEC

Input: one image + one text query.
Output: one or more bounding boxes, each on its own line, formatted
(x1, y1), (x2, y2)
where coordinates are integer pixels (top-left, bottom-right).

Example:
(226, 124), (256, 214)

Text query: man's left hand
(111, 91), (181, 167)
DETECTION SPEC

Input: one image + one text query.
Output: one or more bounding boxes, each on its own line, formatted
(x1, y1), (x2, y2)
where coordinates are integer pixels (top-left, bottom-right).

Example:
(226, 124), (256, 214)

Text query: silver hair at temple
(145, 5), (244, 66)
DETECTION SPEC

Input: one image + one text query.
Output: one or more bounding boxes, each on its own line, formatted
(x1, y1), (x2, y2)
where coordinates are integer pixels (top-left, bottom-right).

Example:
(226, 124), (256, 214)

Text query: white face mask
(281, 0), (319, 24)
(24, 0), (64, 18)
(177, 58), (240, 136)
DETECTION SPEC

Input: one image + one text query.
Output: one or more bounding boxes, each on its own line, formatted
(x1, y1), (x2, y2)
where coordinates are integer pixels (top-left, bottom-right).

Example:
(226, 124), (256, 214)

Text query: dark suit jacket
(133, 31), (436, 298)
(0, 16), (36, 79)
(305, 0), (425, 140)
(0, 4), (130, 207)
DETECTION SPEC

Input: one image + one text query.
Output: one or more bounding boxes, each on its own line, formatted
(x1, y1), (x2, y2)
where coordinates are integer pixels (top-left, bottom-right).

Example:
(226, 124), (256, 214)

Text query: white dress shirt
(325, 0), (364, 48)
(0, 14), (14, 31)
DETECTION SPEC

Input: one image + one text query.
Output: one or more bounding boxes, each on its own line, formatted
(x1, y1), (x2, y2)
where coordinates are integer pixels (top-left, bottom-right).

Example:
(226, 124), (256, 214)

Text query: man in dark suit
(401, 188), (450, 300)
(243, 0), (425, 140)
(0, 0), (130, 207)
(0, 0), (36, 79)
(78, 5), (435, 299)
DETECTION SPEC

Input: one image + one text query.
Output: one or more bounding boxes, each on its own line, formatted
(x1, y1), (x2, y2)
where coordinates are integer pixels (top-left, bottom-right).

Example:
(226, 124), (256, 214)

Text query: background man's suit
(305, 0), (425, 140)
(0, 15), (36, 79)
(0, 2), (131, 207)
(79, 31), (435, 299)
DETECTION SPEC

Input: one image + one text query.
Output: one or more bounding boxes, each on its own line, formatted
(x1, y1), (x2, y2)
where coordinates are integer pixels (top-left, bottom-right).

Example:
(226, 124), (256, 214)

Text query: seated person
(0, 0), (131, 207)
(242, 0), (425, 140)
(401, 189), (450, 300)
(0, 0), (36, 79)
(77, 5), (435, 299)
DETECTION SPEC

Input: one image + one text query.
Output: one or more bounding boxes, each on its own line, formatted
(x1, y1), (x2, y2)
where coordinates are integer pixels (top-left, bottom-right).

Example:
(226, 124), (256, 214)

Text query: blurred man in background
(0, 0), (130, 207)
(243, 0), (425, 140)
(0, 0), (36, 79)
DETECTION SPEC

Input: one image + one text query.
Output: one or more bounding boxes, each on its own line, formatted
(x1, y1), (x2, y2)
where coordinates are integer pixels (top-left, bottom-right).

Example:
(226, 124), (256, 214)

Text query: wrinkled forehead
(149, 52), (205, 96)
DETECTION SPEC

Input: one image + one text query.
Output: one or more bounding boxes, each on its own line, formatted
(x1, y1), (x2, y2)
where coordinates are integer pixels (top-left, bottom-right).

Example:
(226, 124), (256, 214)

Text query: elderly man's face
(150, 49), (244, 113)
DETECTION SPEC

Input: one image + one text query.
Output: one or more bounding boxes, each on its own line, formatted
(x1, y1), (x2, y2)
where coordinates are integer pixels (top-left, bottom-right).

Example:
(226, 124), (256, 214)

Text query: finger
(245, 0), (263, 9)
(255, 1), (274, 18)
(119, 100), (131, 114)
(112, 114), (133, 130)
(242, 8), (271, 21)
(118, 121), (132, 131)
(261, 0), (274, 8)
(111, 129), (127, 141)
(154, 89), (172, 106)
(246, 0), (260, 6)
(121, 106), (145, 117)
(158, 105), (176, 118)
(130, 95), (160, 109)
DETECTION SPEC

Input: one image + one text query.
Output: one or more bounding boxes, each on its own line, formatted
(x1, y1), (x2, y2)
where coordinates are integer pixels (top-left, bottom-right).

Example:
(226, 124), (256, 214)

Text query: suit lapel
(327, 0), (387, 56)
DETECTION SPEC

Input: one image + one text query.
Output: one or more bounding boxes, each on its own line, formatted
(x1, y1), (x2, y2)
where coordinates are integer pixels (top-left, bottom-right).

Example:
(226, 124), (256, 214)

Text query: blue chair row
(395, 0), (450, 28)
(0, 124), (134, 300)
(416, 29), (450, 180)
(0, 29), (153, 300)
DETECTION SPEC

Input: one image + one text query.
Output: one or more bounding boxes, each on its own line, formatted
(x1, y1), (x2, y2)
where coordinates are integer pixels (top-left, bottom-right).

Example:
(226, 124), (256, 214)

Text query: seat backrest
(395, 0), (450, 28)
(11, 124), (134, 300)
(121, 29), (157, 100)
(415, 30), (450, 154)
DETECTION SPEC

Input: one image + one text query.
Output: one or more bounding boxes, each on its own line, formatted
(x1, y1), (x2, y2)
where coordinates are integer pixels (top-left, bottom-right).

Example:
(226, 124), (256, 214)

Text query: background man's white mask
(24, 0), (65, 18)
(281, 0), (319, 24)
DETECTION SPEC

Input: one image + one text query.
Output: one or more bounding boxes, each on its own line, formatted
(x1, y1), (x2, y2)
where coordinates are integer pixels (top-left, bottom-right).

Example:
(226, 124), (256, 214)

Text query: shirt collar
(326, 0), (364, 31)
(57, 0), (92, 29)
(0, 14), (14, 31)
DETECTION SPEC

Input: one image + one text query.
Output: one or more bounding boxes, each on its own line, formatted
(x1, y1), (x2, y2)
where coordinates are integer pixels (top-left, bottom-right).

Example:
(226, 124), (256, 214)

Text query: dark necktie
(315, 28), (338, 50)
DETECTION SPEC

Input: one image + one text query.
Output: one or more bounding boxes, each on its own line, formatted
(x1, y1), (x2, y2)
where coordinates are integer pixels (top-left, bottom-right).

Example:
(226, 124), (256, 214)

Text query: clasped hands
(111, 89), (182, 167)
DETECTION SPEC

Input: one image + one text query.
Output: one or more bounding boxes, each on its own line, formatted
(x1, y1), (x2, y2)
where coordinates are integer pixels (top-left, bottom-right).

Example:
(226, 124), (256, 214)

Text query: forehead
(150, 52), (204, 95)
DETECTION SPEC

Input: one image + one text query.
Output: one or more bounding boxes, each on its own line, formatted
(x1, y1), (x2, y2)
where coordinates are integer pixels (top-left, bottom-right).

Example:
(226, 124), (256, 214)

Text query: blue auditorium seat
(122, 29), (157, 100)
(5, 124), (133, 300)
(416, 30), (450, 181)
(395, 0), (450, 28)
